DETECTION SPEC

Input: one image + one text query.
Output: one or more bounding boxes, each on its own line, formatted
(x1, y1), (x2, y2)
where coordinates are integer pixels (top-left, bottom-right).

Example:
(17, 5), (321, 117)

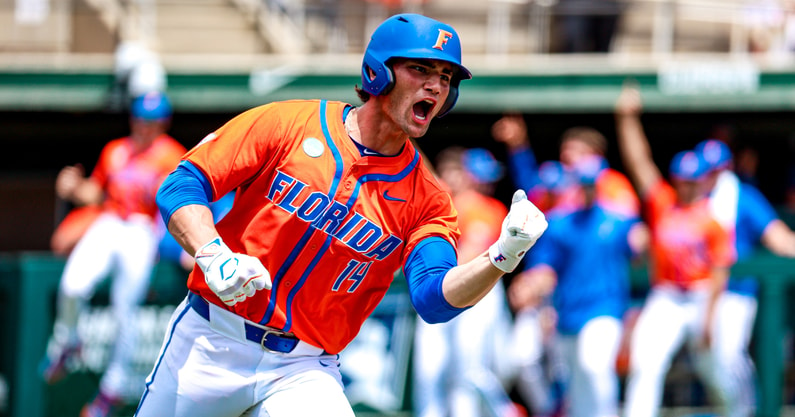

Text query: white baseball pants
(557, 316), (622, 417)
(623, 284), (746, 417)
(58, 212), (159, 397)
(134, 296), (354, 417)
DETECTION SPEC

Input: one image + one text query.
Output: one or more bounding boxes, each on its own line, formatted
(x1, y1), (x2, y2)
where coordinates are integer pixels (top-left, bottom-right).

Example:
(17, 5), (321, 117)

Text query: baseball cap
(571, 155), (607, 186)
(462, 148), (504, 183)
(695, 139), (732, 171)
(669, 150), (709, 181)
(538, 160), (570, 192)
(131, 91), (172, 121)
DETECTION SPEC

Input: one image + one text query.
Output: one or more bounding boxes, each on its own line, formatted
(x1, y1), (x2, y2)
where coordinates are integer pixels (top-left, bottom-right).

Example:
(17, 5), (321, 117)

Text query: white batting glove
(489, 190), (548, 273)
(194, 237), (272, 306)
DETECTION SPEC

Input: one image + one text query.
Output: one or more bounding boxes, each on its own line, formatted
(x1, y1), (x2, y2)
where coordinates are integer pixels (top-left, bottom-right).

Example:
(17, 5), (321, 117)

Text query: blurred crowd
(35, 77), (795, 416)
(407, 84), (795, 417)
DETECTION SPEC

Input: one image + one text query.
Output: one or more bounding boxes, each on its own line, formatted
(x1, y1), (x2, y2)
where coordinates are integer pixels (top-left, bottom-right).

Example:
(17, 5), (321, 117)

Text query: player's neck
(351, 104), (408, 156)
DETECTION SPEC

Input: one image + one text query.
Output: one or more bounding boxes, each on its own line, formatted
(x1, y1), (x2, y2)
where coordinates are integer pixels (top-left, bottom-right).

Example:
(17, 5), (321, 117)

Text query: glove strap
(195, 237), (228, 272)
(489, 242), (520, 273)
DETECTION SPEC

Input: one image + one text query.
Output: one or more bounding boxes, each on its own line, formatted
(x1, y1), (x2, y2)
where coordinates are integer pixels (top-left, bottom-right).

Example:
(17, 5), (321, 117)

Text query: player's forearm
(615, 114), (658, 195)
(707, 267), (729, 309)
(761, 220), (795, 258)
(69, 178), (103, 206)
(441, 251), (504, 308)
(167, 204), (219, 256)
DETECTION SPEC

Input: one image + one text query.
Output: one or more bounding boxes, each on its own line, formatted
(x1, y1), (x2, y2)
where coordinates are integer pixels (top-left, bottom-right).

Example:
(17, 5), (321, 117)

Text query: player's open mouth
(412, 99), (436, 122)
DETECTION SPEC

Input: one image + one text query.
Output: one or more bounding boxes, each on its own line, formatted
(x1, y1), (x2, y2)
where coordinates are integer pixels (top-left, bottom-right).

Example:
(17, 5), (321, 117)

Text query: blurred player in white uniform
(696, 138), (795, 417)
(510, 157), (648, 417)
(413, 147), (520, 417)
(40, 92), (186, 417)
(616, 85), (737, 417)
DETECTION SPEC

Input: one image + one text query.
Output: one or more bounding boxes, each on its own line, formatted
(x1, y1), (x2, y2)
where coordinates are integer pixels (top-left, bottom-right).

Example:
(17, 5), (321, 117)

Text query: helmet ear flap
(436, 80), (460, 117)
(437, 84), (459, 117)
(362, 52), (395, 96)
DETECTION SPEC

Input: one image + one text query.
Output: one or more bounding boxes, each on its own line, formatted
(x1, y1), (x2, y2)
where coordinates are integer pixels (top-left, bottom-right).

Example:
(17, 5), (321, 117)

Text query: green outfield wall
(0, 250), (794, 417)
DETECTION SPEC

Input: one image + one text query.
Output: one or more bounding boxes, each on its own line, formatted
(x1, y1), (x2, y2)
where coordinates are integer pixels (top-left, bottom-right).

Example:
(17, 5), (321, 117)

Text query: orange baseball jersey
(595, 168), (641, 218)
(554, 167), (640, 218)
(644, 180), (735, 289)
(92, 134), (186, 220)
(453, 189), (507, 263)
(183, 99), (460, 354)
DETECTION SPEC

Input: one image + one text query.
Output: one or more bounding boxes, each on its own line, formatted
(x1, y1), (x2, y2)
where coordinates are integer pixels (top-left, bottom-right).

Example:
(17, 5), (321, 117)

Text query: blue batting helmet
(131, 91), (172, 121)
(362, 13), (472, 117)
(462, 148), (504, 183)
(538, 160), (570, 192)
(695, 139), (732, 171)
(669, 150), (709, 181)
(571, 155), (607, 186)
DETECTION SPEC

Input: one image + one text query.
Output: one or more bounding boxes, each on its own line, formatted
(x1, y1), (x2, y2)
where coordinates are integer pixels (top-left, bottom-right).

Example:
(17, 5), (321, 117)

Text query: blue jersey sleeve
(736, 183), (777, 258)
(507, 145), (541, 192)
(211, 191), (236, 221)
(156, 160), (213, 225)
(523, 213), (561, 270)
(403, 237), (469, 323)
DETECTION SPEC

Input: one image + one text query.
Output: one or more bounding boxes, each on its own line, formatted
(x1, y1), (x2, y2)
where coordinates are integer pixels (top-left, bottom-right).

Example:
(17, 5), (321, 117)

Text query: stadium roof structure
(4, 53), (795, 114)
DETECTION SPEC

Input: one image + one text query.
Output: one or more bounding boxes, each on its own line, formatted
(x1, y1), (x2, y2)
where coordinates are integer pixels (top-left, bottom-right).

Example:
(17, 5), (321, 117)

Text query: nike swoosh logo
(383, 190), (407, 202)
(362, 148), (380, 156)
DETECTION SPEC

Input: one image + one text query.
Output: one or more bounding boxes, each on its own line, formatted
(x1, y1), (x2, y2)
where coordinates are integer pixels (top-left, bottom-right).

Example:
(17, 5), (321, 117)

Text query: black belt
(187, 292), (299, 353)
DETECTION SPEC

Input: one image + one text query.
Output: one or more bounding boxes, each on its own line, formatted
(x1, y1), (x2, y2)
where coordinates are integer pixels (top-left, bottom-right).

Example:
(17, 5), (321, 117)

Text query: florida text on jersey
(183, 99), (459, 354)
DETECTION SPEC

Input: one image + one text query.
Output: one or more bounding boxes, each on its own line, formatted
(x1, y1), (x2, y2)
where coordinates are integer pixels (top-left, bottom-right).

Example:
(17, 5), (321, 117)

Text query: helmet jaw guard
(362, 13), (471, 117)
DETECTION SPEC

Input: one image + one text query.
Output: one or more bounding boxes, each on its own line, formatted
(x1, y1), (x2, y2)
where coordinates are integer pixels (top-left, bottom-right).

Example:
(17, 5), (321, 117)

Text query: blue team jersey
(730, 182), (777, 295)
(735, 183), (776, 259)
(709, 172), (777, 296)
(525, 206), (638, 334)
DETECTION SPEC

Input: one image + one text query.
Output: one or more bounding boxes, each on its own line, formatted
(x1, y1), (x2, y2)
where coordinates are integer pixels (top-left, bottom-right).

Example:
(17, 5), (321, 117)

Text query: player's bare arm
(614, 84), (661, 197)
(628, 222), (651, 257)
(701, 265), (729, 349)
(443, 189), (547, 308)
(56, 164), (103, 206)
(761, 219), (795, 258)
(491, 113), (530, 151)
(165, 203), (219, 256)
(507, 264), (556, 312)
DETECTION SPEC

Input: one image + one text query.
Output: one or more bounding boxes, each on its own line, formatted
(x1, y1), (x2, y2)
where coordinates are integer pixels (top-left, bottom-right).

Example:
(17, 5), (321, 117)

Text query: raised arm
(491, 113), (541, 193)
(614, 84), (662, 197)
(157, 161), (271, 306)
(443, 189), (547, 306)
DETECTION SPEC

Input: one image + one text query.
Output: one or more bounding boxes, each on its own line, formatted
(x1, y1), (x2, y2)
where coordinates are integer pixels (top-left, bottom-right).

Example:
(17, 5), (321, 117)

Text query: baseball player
(510, 156), (648, 417)
(39, 91), (186, 417)
(508, 160), (570, 417)
(412, 147), (518, 417)
(615, 84), (737, 417)
(696, 138), (795, 417)
(135, 13), (548, 417)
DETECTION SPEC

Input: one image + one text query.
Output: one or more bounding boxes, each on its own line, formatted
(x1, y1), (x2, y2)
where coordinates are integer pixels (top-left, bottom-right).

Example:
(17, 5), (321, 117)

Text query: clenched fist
(488, 190), (548, 273)
(195, 237), (272, 306)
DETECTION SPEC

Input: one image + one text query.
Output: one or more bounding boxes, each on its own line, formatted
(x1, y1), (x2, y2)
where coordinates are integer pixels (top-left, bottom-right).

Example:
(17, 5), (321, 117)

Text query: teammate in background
(506, 159), (570, 417)
(615, 84), (737, 417)
(491, 112), (639, 217)
(413, 146), (519, 417)
(509, 156), (649, 417)
(136, 13), (548, 417)
(696, 138), (795, 417)
(40, 91), (186, 417)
